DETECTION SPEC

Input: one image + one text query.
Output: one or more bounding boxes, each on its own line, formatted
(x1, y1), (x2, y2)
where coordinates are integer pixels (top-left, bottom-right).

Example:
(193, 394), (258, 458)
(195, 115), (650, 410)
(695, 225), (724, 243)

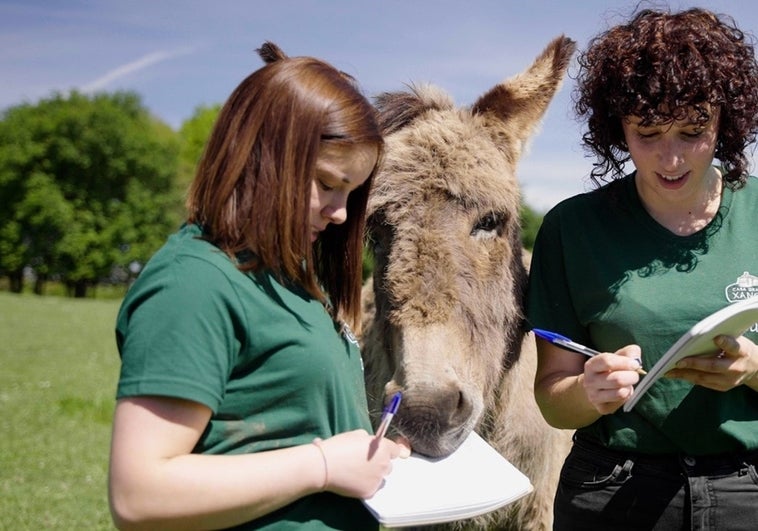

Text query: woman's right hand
(582, 344), (644, 415)
(536, 338), (645, 428)
(315, 430), (410, 498)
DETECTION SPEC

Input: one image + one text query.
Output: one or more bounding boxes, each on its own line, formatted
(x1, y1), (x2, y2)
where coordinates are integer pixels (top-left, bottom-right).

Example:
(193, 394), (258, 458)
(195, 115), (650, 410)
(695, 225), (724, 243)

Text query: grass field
(0, 291), (122, 529)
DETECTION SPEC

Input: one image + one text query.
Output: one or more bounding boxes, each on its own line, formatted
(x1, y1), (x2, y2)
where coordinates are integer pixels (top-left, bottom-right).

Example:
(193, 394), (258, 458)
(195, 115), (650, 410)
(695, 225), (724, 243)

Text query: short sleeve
(115, 254), (245, 412)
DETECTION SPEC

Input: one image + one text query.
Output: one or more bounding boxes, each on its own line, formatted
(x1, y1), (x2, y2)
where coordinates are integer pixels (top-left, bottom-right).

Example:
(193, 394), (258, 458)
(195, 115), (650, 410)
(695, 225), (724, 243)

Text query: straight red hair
(187, 43), (382, 330)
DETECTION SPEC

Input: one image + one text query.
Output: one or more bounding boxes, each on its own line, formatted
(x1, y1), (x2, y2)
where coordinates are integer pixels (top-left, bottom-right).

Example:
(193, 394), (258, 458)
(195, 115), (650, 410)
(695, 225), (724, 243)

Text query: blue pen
(375, 391), (402, 439)
(532, 328), (646, 374)
(532, 328), (601, 357)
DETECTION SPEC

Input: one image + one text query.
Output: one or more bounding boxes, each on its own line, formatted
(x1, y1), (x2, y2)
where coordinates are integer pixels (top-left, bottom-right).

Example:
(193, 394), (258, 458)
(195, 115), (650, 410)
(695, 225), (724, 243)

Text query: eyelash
(636, 130), (703, 139)
(318, 180), (334, 192)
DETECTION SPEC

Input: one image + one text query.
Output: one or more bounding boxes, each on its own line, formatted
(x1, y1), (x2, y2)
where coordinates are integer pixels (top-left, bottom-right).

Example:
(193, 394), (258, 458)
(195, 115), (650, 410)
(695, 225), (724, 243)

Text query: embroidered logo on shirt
(726, 272), (758, 334)
(725, 271), (758, 302)
(340, 321), (359, 346)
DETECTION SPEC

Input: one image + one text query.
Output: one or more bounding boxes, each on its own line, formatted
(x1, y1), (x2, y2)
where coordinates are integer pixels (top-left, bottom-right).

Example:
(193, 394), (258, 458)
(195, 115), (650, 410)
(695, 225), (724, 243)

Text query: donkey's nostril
(452, 391), (473, 425)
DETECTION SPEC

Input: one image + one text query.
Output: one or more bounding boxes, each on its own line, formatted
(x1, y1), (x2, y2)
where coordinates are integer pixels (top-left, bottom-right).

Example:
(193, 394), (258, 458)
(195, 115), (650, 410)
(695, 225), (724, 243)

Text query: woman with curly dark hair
(527, 7), (758, 529)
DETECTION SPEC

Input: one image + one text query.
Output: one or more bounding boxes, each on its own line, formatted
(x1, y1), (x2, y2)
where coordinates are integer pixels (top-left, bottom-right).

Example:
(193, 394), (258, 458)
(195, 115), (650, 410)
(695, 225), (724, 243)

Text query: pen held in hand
(375, 391), (402, 439)
(532, 328), (646, 375)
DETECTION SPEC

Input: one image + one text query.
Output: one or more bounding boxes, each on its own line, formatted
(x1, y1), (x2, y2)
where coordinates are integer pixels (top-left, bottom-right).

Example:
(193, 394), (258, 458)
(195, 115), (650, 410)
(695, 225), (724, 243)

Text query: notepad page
(363, 431), (533, 527)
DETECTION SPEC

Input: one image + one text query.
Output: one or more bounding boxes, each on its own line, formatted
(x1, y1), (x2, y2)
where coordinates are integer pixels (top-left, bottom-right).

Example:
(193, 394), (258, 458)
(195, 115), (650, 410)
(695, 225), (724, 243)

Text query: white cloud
(80, 46), (196, 93)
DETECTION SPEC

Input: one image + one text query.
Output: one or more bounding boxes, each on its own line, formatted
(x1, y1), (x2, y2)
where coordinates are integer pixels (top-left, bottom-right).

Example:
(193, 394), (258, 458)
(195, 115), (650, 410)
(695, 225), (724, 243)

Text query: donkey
(360, 36), (576, 530)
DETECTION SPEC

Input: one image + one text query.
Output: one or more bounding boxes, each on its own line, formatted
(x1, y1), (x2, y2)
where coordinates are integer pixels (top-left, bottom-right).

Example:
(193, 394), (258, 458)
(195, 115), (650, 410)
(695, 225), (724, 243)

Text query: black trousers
(553, 435), (758, 530)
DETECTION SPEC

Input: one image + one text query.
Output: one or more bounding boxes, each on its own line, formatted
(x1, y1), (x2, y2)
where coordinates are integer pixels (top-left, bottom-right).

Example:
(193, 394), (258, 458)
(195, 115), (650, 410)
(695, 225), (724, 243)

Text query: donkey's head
(363, 36), (575, 457)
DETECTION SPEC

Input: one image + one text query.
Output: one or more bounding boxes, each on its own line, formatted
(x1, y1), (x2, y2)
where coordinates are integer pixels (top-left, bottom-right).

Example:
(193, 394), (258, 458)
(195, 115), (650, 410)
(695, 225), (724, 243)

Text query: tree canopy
(0, 91), (181, 296)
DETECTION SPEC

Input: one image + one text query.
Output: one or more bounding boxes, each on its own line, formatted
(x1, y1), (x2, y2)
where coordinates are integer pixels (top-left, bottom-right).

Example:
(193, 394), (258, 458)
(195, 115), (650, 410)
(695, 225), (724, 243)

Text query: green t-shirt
(527, 172), (758, 455)
(116, 223), (377, 530)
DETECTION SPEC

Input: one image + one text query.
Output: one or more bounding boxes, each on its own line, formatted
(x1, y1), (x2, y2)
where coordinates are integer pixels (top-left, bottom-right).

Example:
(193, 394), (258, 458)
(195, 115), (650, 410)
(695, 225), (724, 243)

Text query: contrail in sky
(81, 46), (195, 92)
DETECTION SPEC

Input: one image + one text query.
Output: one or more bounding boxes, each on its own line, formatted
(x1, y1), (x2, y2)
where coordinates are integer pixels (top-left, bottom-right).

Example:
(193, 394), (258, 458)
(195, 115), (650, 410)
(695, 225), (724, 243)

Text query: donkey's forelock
(375, 84), (455, 135)
(368, 102), (523, 222)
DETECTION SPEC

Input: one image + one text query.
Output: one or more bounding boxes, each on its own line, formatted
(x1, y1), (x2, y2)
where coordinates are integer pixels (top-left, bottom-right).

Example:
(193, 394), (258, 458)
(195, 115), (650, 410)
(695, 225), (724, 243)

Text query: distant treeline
(0, 90), (542, 297)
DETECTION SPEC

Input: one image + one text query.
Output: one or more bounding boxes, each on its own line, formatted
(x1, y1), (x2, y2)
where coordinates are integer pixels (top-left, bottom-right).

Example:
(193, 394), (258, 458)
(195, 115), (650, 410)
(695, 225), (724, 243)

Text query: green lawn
(0, 292), (122, 529)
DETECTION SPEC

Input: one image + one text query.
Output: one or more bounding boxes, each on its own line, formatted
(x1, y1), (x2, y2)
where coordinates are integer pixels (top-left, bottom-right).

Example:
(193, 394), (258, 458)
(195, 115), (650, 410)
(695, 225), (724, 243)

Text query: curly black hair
(574, 7), (758, 189)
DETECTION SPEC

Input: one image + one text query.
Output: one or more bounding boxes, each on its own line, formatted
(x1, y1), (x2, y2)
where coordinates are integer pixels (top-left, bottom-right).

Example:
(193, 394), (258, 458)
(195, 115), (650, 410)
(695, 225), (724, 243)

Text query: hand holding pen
(312, 427), (409, 498)
(533, 328), (645, 416)
(532, 328), (646, 375)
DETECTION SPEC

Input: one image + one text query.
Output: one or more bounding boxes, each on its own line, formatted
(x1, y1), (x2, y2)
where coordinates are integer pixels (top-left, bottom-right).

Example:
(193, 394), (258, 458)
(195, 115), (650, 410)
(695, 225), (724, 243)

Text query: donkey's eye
(471, 211), (506, 239)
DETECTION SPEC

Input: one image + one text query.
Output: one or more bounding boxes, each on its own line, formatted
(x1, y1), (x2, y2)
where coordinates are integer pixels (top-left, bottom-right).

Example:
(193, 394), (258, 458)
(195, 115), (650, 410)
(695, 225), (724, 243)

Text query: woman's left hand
(666, 334), (758, 391)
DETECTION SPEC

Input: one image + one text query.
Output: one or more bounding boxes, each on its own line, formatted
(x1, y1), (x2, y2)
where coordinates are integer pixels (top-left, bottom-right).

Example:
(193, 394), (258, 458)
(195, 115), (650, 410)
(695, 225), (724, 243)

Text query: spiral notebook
(362, 431), (533, 527)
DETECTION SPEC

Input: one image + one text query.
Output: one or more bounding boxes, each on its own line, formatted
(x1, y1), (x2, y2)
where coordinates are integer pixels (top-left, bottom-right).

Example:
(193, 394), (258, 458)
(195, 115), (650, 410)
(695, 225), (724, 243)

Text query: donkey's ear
(257, 41), (288, 64)
(472, 36), (575, 144)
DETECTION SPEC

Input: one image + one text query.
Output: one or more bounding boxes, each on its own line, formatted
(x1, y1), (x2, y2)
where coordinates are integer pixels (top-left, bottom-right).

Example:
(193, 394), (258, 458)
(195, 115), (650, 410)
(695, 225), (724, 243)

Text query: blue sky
(3, 0), (758, 211)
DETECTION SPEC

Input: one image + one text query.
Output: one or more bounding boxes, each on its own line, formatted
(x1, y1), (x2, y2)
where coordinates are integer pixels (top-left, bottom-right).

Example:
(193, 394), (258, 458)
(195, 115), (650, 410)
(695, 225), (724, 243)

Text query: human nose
(323, 193), (348, 225)
(658, 137), (685, 170)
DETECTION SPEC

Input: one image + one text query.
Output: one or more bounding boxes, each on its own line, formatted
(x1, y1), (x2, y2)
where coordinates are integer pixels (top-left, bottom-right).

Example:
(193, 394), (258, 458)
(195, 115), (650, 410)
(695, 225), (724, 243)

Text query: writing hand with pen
(533, 329), (646, 420)
(311, 392), (410, 499)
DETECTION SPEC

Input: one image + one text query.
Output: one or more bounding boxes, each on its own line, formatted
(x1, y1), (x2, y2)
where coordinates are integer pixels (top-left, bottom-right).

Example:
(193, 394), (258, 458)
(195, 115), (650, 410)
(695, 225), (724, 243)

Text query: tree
(176, 104), (219, 203)
(0, 91), (180, 296)
(520, 202), (544, 251)
(178, 104), (220, 176)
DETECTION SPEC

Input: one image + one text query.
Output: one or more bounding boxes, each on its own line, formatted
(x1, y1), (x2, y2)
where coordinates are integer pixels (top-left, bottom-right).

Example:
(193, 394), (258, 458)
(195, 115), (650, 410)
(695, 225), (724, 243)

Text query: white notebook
(624, 296), (758, 412)
(362, 431), (533, 527)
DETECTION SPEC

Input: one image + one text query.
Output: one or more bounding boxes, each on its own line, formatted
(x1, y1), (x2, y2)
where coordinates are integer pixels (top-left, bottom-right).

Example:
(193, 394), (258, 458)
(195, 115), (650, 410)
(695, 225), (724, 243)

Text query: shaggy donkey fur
(360, 36), (576, 530)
